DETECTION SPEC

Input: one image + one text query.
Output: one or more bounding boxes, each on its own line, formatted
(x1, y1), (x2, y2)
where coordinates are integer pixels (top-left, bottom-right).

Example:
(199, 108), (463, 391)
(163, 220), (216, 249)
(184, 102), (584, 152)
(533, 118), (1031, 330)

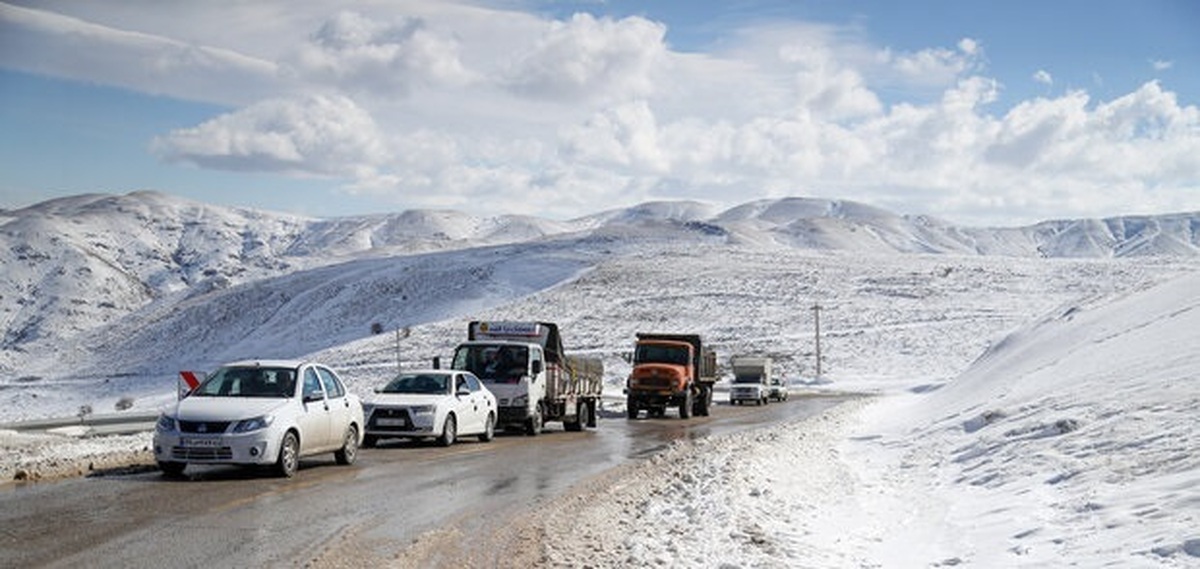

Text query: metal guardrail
(0, 412), (160, 437)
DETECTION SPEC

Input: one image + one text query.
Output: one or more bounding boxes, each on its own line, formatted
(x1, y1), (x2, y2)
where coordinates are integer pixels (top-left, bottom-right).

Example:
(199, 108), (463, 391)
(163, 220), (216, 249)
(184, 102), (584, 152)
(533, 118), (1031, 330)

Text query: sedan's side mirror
(304, 392), (324, 403)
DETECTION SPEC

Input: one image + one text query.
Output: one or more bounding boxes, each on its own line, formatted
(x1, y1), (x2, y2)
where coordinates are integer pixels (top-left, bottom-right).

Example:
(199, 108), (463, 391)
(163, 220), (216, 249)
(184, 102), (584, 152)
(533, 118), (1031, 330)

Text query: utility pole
(395, 327), (410, 374)
(812, 304), (822, 379)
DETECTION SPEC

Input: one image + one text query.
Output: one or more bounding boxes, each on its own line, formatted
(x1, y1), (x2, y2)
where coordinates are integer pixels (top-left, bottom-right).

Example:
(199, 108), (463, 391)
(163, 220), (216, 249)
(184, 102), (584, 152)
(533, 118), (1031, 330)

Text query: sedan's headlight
(156, 415), (177, 433)
(232, 415), (273, 433)
(409, 405), (435, 415)
(510, 395), (528, 407)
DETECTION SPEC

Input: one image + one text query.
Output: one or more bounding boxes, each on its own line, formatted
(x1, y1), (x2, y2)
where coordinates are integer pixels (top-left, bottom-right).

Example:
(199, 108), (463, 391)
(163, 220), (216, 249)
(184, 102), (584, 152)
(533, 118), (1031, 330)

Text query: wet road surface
(0, 394), (846, 568)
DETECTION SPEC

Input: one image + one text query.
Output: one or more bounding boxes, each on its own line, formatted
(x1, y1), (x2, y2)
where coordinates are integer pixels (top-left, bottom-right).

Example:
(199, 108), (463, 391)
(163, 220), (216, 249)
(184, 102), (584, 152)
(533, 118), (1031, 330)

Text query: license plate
(181, 437), (222, 447)
(376, 418), (409, 427)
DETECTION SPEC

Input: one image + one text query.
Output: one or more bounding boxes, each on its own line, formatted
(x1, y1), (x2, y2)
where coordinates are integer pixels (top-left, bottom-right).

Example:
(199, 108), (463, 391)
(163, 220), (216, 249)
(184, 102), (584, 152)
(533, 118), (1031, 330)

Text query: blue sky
(1, 0), (1197, 225)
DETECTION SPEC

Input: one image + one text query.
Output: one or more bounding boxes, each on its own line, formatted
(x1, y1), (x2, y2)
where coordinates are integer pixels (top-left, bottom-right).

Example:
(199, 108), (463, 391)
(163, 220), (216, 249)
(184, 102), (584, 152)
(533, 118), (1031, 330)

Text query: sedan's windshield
(192, 367), (296, 398)
(381, 374), (450, 394)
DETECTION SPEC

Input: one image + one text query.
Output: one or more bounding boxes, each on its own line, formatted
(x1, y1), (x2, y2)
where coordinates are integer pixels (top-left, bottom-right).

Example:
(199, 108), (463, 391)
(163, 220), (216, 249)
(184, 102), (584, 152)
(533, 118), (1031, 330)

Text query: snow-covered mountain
(1, 190), (1198, 421)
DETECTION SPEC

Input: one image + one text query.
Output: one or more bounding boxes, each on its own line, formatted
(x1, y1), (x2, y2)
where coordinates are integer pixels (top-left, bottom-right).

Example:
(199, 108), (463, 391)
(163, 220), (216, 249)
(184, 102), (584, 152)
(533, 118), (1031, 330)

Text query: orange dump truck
(625, 333), (717, 419)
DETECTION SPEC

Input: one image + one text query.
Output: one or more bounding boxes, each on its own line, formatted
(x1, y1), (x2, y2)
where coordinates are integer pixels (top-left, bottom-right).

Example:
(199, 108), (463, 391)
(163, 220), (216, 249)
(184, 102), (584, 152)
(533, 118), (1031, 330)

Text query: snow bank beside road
(514, 396), (878, 567)
(1, 429), (152, 483)
(520, 270), (1200, 567)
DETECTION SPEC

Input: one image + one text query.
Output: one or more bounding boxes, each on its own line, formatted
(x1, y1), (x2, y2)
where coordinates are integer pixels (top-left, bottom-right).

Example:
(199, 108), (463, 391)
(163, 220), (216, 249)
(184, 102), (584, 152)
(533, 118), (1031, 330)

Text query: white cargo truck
(729, 356), (772, 406)
(451, 321), (603, 435)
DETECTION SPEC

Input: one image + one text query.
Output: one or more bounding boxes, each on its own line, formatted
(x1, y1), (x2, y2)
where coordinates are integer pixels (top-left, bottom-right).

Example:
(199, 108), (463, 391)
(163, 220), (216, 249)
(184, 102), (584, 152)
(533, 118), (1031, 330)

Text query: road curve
(0, 394), (845, 568)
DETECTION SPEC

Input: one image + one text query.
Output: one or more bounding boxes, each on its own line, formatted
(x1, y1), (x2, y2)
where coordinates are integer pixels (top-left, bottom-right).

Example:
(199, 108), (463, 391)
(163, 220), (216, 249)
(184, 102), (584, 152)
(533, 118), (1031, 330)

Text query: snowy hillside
(1, 190), (1199, 422)
(525, 268), (1200, 567)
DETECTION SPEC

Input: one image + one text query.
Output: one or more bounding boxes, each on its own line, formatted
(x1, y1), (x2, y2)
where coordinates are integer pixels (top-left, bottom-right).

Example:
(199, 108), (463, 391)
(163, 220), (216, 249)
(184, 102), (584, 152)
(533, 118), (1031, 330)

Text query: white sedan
(362, 370), (496, 447)
(153, 359), (364, 478)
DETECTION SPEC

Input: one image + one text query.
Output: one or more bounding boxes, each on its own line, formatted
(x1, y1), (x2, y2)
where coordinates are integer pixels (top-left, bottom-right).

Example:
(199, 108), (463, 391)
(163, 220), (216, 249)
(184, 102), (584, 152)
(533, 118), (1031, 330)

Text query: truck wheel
(679, 389), (693, 419)
(696, 386), (711, 416)
(626, 401), (639, 420)
(525, 405), (542, 436)
(586, 400), (598, 428)
(565, 402), (588, 432)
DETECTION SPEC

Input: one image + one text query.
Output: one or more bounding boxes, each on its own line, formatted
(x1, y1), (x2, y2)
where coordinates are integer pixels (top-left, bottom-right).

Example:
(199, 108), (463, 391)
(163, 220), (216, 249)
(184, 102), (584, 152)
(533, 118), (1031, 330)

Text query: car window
(464, 374), (483, 392)
(192, 366), (295, 398)
(303, 368), (325, 400)
(316, 367), (345, 399)
(382, 373), (449, 394)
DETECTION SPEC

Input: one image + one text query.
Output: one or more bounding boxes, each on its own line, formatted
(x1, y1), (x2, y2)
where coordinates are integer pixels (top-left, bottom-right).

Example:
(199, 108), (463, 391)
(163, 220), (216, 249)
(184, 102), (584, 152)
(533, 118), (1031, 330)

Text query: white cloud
(1150, 59), (1173, 71)
(883, 37), (983, 88)
(3, 1), (1199, 225)
(501, 13), (667, 103)
(0, 2), (281, 106)
(286, 11), (475, 98)
(152, 94), (390, 178)
(1033, 69), (1053, 85)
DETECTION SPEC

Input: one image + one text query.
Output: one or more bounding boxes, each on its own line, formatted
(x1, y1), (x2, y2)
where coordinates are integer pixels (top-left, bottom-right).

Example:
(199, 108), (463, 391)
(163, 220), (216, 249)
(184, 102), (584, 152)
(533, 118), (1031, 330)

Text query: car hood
(168, 397), (290, 421)
(366, 393), (446, 407)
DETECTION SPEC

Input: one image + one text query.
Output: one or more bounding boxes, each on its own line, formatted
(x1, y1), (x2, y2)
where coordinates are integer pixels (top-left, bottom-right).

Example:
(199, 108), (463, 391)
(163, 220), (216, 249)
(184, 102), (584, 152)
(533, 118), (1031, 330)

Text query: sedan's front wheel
(275, 431), (300, 478)
(334, 425), (359, 465)
(438, 415), (457, 447)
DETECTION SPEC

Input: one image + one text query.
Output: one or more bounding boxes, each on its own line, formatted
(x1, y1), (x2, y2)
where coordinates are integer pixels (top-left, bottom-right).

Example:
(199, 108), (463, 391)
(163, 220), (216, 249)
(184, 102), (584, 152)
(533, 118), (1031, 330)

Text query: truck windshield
(453, 344), (528, 383)
(634, 345), (689, 366)
(733, 373), (764, 384)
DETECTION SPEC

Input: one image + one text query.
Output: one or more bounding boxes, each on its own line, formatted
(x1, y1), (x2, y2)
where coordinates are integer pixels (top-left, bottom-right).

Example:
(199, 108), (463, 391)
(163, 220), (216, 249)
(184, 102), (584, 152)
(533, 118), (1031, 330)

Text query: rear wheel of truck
(626, 400), (639, 419)
(565, 401), (589, 432)
(679, 389), (693, 419)
(586, 400), (598, 428)
(696, 386), (711, 416)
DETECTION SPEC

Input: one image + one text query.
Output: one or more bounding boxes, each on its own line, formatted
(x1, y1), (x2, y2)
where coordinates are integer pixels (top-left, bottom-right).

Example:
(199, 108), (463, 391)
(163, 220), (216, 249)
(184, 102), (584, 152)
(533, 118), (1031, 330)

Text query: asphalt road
(0, 394), (846, 568)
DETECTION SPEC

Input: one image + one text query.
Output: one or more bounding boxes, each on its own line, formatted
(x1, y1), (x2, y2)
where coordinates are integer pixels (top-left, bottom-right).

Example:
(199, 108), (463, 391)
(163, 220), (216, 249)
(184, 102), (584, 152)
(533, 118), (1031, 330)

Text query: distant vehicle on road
(153, 360), (364, 478)
(362, 370), (496, 447)
(729, 356), (772, 406)
(766, 375), (789, 402)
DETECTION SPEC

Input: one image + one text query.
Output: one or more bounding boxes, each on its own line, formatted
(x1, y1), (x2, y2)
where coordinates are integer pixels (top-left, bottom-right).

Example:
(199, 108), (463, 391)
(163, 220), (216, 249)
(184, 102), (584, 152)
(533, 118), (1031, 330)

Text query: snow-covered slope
(1, 190), (1199, 422)
(523, 267), (1200, 567)
(833, 266), (1200, 566)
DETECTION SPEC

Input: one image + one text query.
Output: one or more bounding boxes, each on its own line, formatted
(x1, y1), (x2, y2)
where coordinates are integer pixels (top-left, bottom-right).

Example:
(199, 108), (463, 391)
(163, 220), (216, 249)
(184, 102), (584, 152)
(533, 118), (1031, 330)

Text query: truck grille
(636, 377), (675, 389)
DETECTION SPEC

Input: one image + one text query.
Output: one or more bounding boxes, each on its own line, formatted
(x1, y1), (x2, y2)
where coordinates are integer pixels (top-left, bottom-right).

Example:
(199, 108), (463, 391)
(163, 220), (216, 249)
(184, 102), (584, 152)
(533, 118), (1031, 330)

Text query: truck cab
(451, 321), (603, 435)
(626, 333), (715, 419)
(452, 339), (546, 434)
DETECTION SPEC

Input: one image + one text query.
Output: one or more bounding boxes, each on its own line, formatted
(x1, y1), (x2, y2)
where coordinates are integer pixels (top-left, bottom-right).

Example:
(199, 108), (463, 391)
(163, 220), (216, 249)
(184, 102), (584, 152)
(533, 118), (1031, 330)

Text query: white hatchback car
(153, 360), (364, 478)
(362, 370), (496, 447)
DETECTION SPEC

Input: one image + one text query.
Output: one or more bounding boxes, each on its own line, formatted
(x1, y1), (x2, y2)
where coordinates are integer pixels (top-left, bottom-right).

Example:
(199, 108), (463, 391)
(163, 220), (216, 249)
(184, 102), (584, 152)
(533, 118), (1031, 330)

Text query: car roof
(396, 369), (457, 376)
(221, 359), (310, 369)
